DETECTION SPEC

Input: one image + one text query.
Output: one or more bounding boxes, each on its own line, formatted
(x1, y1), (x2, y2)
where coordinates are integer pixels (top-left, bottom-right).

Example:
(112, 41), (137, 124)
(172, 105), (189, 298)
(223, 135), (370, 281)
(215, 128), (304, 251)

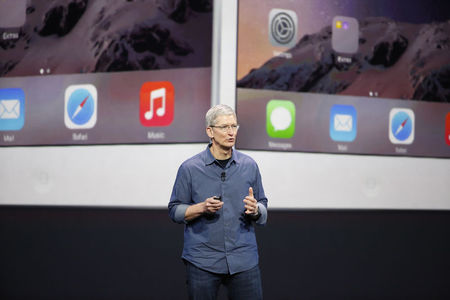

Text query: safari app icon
(389, 108), (414, 145)
(266, 100), (296, 138)
(64, 84), (97, 129)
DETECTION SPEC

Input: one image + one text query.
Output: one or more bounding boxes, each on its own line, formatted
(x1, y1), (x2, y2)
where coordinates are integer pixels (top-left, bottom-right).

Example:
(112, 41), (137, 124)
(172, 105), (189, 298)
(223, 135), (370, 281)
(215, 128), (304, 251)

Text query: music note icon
(144, 87), (166, 120)
(140, 81), (174, 127)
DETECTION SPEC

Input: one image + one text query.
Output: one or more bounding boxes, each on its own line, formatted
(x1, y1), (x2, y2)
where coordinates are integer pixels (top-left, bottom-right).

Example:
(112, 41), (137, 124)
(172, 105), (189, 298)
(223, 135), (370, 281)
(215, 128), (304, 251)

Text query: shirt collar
(204, 144), (240, 166)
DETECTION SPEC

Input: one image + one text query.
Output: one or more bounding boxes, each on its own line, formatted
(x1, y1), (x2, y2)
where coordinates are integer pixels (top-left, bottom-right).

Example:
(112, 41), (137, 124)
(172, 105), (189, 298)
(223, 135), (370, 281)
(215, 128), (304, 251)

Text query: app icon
(64, 84), (97, 129)
(0, 88), (25, 131)
(268, 9), (297, 48)
(389, 108), (414, 144)
(140, 81), (174, 127)
(0, 0), (26, 28)
(329, 104), (357, 142)
(332, 16), (359, 54)
(266, 100), (295, 138)
(445, 113), (450, 146)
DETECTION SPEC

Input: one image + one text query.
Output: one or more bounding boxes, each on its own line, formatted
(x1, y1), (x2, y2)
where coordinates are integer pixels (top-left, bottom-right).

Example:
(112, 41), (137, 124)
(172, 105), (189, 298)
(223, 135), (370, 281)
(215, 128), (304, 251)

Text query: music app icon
(140, 81), (174, 127)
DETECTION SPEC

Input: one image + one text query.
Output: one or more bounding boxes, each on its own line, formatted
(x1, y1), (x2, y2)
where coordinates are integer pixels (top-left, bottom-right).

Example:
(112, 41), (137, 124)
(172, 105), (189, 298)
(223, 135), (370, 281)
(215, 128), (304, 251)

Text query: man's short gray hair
(205, 104), (236, 127)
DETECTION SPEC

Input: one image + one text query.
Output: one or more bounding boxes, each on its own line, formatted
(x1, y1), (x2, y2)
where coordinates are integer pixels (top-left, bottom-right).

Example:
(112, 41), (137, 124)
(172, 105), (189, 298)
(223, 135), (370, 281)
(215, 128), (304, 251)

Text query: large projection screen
(0, 0), (213, 207)
(227, 0), (449, 210)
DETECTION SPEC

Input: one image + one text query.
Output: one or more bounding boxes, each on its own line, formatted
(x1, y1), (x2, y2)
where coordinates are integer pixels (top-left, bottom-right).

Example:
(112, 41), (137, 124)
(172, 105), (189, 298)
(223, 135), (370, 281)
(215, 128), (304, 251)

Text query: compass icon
(389, 108), (414, 144)
(64, 84), (97, 129)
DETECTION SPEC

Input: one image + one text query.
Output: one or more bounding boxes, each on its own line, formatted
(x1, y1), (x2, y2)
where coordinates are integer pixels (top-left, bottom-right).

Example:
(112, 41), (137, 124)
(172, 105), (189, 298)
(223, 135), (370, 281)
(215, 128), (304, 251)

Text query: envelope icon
(0, 99), (21, 119)
(334, 114), (353, 132)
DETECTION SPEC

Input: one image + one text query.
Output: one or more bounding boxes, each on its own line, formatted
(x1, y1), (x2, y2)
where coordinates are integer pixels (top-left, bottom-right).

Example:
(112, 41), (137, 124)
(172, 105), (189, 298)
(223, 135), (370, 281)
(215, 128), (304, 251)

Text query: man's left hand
(243, 187), (258, 215)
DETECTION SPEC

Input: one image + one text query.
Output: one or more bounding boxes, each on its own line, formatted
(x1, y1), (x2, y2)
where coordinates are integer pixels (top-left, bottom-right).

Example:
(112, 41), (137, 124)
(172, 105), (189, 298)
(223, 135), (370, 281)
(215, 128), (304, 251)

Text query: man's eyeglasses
(210, 124), (240, 132)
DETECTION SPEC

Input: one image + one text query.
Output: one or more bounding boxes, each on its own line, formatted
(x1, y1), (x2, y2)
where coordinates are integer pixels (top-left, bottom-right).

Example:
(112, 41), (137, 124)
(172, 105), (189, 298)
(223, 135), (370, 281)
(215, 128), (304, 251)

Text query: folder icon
(334, 114), (353, 132)
(0, 0), (26, 28)
(0, 99), (21, 119)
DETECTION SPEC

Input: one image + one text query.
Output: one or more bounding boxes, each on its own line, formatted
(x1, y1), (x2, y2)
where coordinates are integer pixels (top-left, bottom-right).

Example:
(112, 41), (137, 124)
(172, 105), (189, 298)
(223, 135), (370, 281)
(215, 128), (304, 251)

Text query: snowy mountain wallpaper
(237, 0), (450, 103)
(1, 0), (212, 77)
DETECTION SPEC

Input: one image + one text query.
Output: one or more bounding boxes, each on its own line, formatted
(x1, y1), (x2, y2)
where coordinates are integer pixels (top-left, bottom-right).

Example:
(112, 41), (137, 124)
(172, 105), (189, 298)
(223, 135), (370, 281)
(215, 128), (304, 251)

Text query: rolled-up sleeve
(168, 164), (192, 224)
(256, 203), (268, 225)
(254, 164), (268, 225)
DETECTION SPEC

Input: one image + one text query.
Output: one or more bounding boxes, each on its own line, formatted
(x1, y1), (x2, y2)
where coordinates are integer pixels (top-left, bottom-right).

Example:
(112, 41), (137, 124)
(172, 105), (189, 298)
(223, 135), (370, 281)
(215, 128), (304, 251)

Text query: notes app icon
(140, 82), (174, 127)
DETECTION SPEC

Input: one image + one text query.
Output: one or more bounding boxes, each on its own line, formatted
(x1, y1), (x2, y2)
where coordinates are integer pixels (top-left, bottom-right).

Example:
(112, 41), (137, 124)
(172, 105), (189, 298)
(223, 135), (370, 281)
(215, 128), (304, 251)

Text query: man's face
(207, 114), (238, 149)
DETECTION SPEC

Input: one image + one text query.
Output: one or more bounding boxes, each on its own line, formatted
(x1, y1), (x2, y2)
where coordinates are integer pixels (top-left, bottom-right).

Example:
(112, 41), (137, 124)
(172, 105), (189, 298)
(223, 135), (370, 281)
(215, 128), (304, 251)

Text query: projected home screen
(236, 0), (450, 158)
(0, 0), (212, 146)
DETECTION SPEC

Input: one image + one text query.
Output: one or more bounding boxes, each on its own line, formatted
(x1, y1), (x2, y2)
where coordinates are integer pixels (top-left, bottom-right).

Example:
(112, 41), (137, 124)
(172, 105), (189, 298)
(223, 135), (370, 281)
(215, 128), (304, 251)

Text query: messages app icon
(330, 104), (357, 142)
(266, 100), (295, 138)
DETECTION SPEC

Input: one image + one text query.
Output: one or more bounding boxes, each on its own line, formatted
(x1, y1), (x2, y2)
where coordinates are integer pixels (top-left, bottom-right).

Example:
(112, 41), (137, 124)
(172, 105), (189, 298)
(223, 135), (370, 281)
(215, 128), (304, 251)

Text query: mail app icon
(0, 99), (21, 119)
(0, 88), (25, 131)
(334, 114), (353, 132)
(330, 104), (357, 142)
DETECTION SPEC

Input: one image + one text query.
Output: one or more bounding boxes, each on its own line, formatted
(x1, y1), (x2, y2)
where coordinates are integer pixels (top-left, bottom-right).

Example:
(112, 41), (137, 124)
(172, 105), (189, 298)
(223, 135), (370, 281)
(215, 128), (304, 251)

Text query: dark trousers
(185, 261), (263, 300)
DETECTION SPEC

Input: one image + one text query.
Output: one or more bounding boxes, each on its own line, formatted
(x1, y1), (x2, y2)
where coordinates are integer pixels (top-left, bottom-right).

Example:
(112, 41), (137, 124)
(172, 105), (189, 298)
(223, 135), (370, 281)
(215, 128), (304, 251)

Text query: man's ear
(206, 127), (214, 139)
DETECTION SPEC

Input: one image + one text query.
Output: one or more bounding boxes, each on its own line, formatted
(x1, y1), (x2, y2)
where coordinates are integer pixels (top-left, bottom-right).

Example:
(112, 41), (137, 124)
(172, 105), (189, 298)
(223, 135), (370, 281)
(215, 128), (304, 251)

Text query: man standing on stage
(169, 104), (268, 299)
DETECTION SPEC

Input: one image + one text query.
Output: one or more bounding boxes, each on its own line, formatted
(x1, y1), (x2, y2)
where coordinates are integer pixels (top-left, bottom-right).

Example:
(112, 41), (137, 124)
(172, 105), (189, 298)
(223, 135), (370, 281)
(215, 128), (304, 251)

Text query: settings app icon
(269, 8), (297, 48)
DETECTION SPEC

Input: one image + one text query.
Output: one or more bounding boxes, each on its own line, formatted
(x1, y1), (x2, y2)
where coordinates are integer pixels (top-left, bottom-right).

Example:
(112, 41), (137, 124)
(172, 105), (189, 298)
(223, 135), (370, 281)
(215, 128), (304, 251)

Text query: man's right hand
(204, 196), (224, 214)
(185, 196), (223, 221)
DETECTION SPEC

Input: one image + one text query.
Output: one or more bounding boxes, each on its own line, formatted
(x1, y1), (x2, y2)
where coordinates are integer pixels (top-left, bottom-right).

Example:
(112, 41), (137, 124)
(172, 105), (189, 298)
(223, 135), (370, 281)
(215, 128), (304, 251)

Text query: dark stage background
(1, 207), (449, 299)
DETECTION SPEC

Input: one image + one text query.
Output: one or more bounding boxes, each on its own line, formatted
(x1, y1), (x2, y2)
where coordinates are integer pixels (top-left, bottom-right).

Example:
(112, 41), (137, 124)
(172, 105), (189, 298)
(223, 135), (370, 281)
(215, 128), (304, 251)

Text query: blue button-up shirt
(168, 145), (268, 274)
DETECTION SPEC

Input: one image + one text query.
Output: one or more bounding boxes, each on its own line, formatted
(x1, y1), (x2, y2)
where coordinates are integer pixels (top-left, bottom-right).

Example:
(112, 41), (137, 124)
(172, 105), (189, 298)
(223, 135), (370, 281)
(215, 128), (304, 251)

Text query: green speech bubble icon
(266, 100), (296, 139)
